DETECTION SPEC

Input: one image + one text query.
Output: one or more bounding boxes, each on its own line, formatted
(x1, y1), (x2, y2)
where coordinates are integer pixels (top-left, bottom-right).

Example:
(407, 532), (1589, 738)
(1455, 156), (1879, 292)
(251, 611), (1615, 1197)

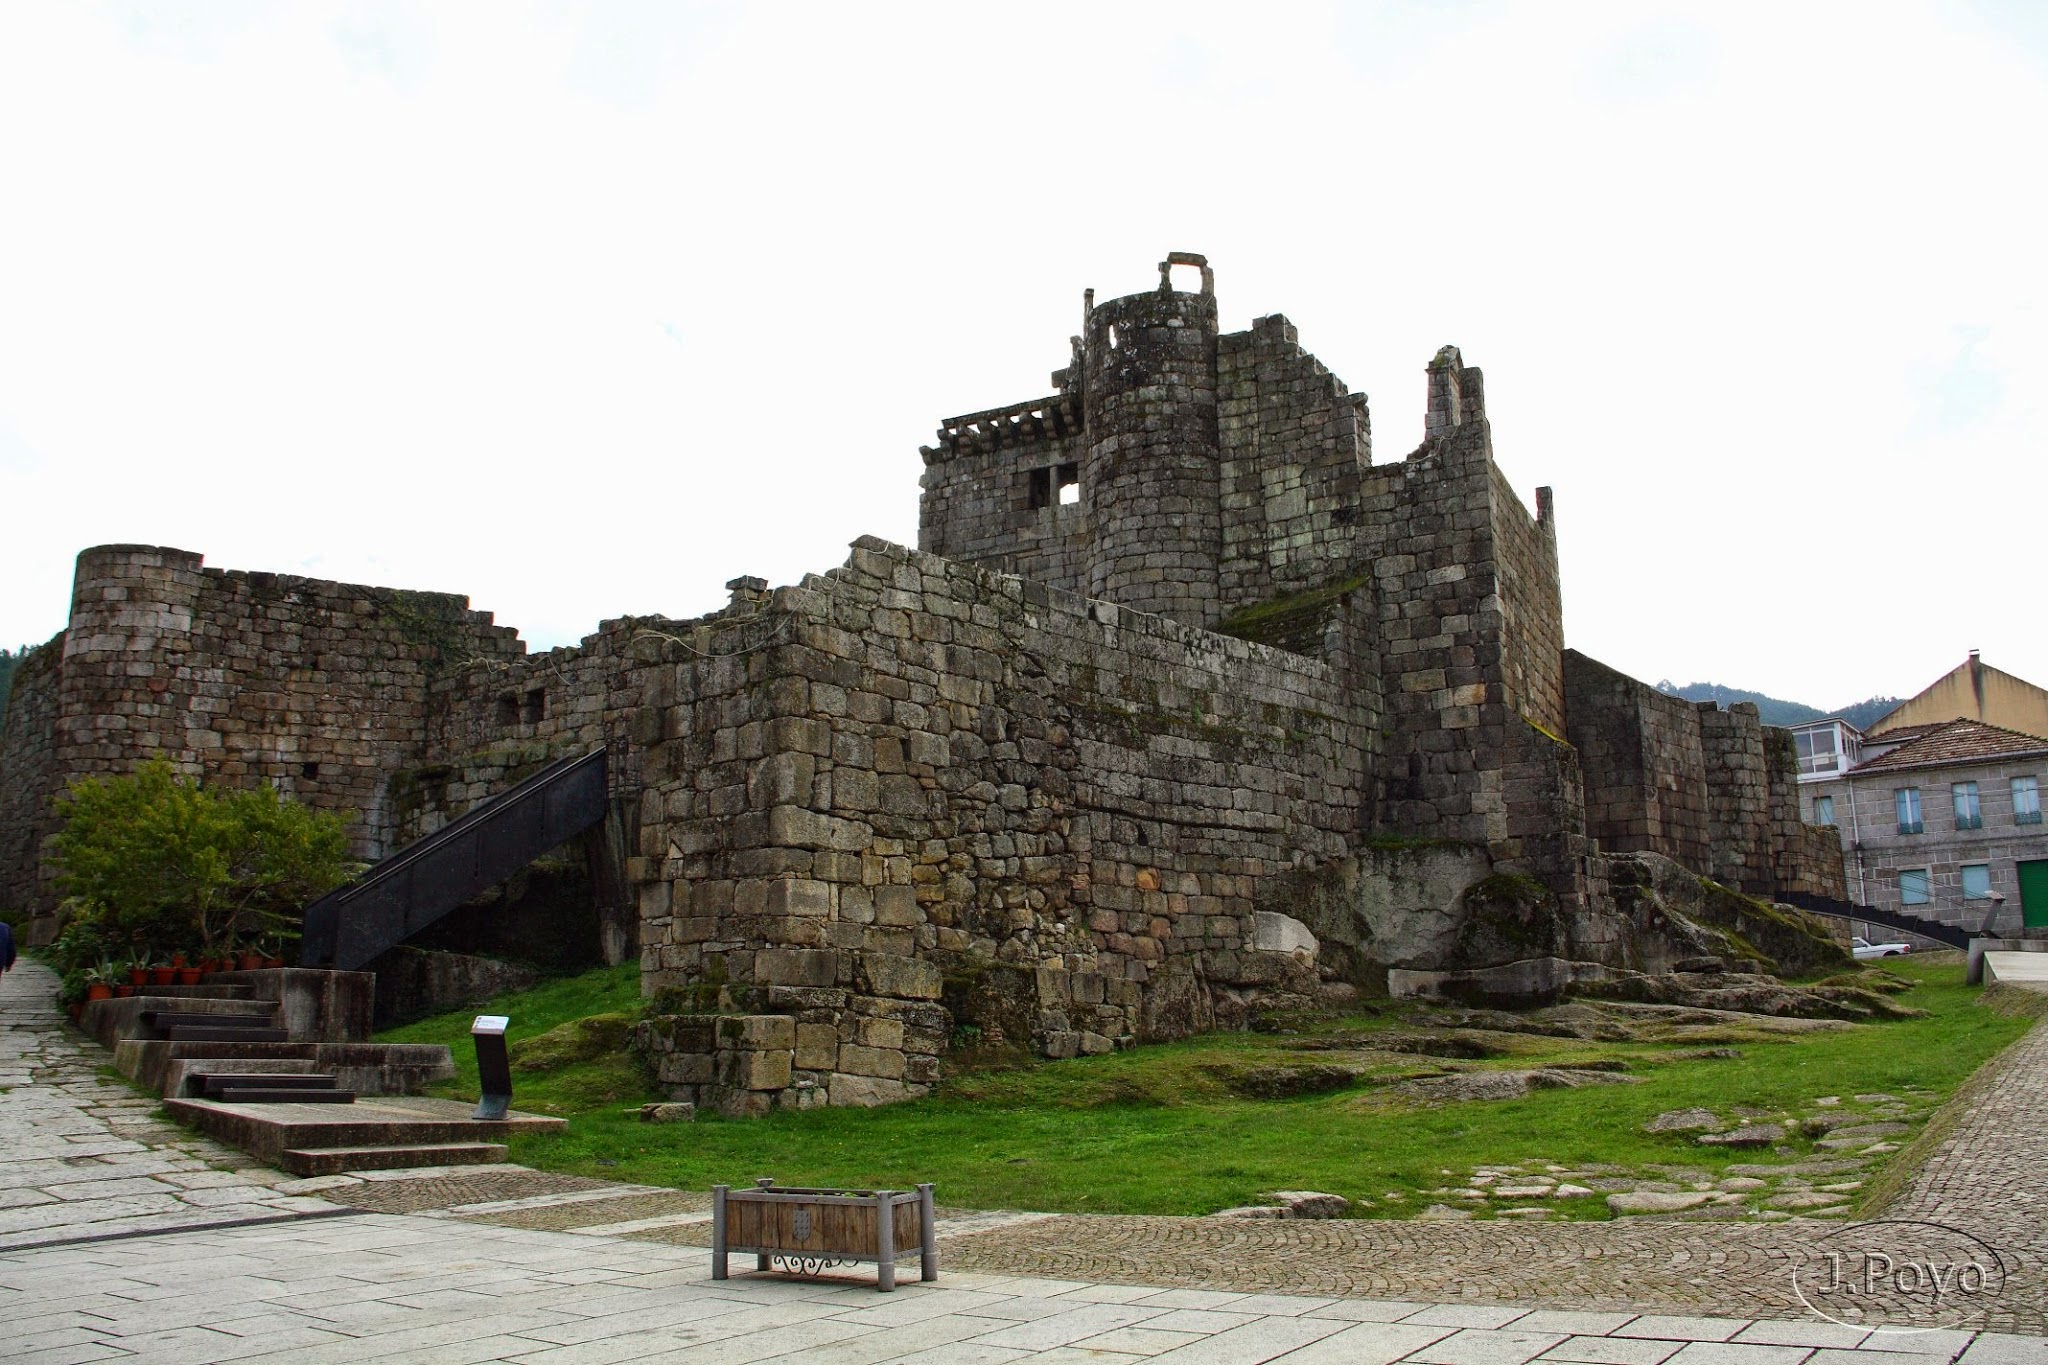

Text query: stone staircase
(83, 968), (562, 1175)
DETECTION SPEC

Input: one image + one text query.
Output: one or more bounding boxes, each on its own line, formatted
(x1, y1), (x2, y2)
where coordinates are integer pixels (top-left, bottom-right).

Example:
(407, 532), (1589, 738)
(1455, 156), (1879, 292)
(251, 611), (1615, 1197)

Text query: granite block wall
(630, 535), (1367, 1108)
(1700, 703), (1775, 895)
(0, 641), (61, 931)
(3, 544), (523, 939)
(1215, 313), (1372, 606)
(916, 392), (1090, 589)
(1565, 649), (1712, 870)
(0, 254), (1850, 1109)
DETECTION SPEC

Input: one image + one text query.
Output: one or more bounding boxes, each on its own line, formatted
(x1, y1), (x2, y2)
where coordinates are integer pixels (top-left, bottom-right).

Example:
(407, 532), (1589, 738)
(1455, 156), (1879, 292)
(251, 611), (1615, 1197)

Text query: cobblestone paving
(0, 961), (341, 1251)
(3, 1213), (2042, 1365)
(313, 1168), (620, 1216)
(4, 959), (2046, 1359)
(922, 1022), (2048, 1334)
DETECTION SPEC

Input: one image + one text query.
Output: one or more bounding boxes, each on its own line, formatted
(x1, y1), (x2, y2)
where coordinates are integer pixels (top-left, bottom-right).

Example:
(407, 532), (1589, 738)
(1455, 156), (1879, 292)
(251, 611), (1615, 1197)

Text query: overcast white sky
(3, 1), (2043, 711)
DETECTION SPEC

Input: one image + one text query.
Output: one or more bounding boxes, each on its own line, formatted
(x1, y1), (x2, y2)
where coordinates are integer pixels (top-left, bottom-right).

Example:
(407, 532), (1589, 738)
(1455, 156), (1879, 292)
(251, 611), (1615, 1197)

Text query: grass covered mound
(376, 955), (2029, 1221)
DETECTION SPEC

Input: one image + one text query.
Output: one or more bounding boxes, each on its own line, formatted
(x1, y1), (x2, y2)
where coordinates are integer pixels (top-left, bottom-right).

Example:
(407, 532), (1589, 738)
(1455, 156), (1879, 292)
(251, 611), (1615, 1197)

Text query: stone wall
(916, 392), (1090, 589)
(630, 535), (1367, 1111)
(0, 255), (1851, 1109)
(0, 641), (61, 931)
(1563, 650), (1842, 902)
(1700, 704), (1776, 895)
(1565, 649), (1712, 871)
(1215, 314), (1372, 607)
(1, 545), (523, 938)
(401, 591), (798, 966)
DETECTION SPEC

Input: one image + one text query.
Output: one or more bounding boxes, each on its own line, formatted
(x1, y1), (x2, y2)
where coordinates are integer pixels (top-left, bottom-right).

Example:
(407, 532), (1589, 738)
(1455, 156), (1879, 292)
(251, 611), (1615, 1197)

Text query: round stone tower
(59, 545), (206, 776)
(1081, 252), (1223, 626)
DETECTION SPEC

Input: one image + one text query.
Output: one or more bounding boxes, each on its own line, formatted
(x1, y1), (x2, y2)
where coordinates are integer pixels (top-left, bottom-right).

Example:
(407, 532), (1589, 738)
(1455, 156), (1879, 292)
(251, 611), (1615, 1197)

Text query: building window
(1795, 728), (1840, 776)
(1953, 782), (1982, 831)
(1026, 462), (1081, 510)
(2015, 776), (2042, 825)
(522, 688), (547, 724)
(1899, 868), (1930, 905)
(1813, 795), (1836, 826)
(1896, 787), (1924, 835)
(1962, 864), (1992, 900)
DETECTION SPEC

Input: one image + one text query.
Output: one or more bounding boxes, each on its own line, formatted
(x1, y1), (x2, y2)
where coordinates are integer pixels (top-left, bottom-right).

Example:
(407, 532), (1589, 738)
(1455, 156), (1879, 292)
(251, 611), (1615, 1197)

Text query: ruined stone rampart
(1564, 649), (1843, 902)
(0, 640), (62, 919)
(630, 536), (1367, 1110)
(1, 544), (521, 934)
(0, 253), (1846, 1108)
(1216, 314), (1373, 606)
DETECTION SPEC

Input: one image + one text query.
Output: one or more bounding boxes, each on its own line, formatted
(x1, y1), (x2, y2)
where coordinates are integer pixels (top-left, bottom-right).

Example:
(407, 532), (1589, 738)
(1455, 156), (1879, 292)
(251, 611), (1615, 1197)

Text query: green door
(2020, 859), (2048, 928)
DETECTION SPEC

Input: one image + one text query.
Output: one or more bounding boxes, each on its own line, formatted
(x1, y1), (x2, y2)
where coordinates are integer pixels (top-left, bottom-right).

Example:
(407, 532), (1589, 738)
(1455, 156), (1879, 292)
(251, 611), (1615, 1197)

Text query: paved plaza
(3, 961), (2045, 1363)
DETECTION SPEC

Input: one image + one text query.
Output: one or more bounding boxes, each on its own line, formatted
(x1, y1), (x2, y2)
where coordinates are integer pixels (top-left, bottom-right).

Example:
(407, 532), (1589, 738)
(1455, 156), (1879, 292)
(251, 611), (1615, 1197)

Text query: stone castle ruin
(0, 253), (1846, 1114)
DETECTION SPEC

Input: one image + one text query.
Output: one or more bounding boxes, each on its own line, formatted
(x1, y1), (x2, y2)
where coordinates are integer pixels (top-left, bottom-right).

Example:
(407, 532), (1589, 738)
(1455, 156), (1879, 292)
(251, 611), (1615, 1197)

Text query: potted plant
(84, 968), (113, 1003)
(176, 961), (202, 986)
(261, 938), (285, 970)
(149, 960), (177, 986)
(238, 942), (265, 971)
(127, 962), (149, 987)
(113, 982), (135, 998)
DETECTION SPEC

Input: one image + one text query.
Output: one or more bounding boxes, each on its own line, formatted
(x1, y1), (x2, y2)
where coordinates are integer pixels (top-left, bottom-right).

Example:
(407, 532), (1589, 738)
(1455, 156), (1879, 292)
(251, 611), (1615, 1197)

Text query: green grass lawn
(377, 956), (2034, 1218)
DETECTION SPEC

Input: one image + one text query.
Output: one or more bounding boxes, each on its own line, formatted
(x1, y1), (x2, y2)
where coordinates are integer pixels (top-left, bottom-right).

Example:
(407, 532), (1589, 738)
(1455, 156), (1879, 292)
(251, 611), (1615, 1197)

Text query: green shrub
(47, 760), (356, 995)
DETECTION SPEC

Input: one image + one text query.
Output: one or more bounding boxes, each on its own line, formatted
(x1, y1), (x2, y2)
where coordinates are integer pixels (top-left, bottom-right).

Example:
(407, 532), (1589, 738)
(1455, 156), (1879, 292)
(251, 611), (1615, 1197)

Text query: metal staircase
(1781, 890), (1973, 949)
(300, 748), (611, 971)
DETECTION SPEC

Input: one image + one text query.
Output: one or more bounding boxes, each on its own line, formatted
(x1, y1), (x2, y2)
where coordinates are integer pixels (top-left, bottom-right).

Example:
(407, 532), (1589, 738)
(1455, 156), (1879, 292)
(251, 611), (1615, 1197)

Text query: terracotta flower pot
(86, 983), (113, 1002)
(128, 967), (148, 987)
(239, 952), (265, 971)
(176, 968), (202, 986)
(114, 985), (135, 998)
(263, 956), (285, 970)
(67, 1002), (83, 1022)
(150, 967), (177, 986)
(170, 952), (189, 969)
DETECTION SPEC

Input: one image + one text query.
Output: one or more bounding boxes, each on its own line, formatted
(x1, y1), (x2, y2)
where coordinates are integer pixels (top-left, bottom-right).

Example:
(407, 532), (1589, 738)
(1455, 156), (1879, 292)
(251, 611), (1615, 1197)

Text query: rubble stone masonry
(0, 254), (1844, 1114)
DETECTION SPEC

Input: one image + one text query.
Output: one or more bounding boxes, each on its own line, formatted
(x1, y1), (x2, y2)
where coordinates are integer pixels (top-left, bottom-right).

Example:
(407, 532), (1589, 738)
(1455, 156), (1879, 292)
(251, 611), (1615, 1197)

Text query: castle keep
(0, 254), (1844, 1114)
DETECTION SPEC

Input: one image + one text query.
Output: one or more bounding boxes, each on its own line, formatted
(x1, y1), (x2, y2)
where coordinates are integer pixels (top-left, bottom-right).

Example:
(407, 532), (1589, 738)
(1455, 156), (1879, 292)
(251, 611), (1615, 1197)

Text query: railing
(1780, 890), (1973, 949)
(300, 749), (611, 971)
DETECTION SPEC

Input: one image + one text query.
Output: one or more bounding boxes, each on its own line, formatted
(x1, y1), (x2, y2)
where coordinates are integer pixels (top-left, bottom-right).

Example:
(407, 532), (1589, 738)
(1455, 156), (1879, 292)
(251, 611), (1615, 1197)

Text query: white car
(1852, 936), (1911, 960)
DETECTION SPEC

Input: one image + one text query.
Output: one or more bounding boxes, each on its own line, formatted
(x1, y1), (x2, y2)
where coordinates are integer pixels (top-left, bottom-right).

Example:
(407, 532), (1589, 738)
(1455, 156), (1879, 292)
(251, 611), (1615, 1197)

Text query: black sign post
(473, 1014), (512, 1121)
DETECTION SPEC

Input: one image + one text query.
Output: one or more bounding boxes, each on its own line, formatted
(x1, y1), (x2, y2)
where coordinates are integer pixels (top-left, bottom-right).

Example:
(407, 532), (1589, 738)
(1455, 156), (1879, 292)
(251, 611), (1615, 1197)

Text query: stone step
(280, 1142), (509, 1176)
(199, 1073), (339, 1096)
(145, 1009), (280, 1030)
(83, 994), (273, 1049)
(215, 1087), (356, 1104)
(118, 1039), (455, 1095)
(128, 983), (256, 999)
(165, 1026), (290, 1043)
(163, 1094), (564, 1171)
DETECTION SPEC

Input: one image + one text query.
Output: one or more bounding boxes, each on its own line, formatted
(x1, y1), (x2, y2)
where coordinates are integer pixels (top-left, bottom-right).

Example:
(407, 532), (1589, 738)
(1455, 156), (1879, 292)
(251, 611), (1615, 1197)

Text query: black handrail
(301, 748), (611, 971)
(1781, 890), (1973, 949)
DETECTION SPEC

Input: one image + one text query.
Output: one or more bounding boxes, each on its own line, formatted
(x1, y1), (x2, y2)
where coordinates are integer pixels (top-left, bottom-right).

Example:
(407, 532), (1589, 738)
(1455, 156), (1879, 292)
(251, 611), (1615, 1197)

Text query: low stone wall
(367, 947), (543, 1030)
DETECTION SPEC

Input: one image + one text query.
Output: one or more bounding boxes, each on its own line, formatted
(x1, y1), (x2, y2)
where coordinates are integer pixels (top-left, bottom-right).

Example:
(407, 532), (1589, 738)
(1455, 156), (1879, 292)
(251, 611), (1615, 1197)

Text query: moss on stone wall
(1214, 571), (1370, 655)
(1686, 875), (1849, 979)
(380, 589), (477, 675)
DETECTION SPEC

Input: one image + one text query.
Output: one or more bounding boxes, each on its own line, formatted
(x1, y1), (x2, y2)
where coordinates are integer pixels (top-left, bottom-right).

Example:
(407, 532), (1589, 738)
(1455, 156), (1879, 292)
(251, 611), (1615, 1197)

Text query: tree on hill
(1656, 680), (1903, 732)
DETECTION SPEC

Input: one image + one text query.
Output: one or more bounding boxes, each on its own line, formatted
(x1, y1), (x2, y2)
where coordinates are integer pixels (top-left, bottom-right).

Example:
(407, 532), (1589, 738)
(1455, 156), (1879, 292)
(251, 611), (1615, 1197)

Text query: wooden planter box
(712, 1179), (936, 1291)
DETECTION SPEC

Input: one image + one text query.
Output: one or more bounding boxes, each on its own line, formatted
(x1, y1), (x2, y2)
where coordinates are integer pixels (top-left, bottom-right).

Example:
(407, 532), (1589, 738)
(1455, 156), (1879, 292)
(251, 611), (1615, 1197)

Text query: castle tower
(1081, 252), (1223, 625)
(58, 545), (207, 777)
